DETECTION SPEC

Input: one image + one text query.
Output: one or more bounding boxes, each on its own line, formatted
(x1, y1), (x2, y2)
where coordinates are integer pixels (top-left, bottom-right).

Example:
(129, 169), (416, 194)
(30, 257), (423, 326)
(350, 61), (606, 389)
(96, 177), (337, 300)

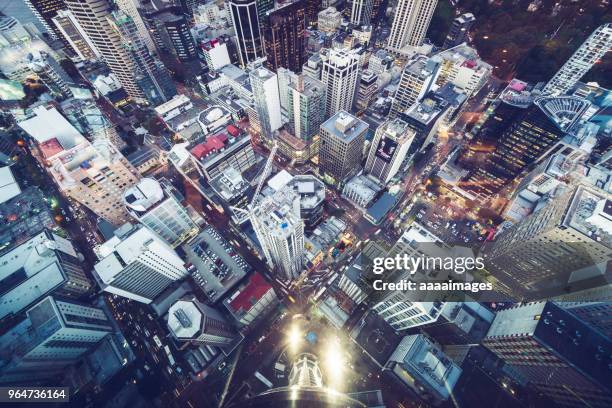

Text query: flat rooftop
(321, 111), (369, 142)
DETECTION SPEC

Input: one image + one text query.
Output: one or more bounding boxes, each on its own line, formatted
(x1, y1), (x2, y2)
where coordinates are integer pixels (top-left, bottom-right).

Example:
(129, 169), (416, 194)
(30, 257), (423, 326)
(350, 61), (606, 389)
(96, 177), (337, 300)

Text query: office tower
(443, 12), (475, 49)
(321, 48), (360, 116)
(123, 178), (198, 247)
(543, 23), (612, 97)
(288, 74), (326, 141)
(112, 11), (177, 105)
(202, 39), (231, 71)
(484, 184), (611, 299)
(168, 297), (236, 346)
(249, 64), (283, 140)
(267, 171), (326, 228)
(385, 334), (462, 406)
(319, 111), (368, 184)
(302, 53), (322, 80)
(374, 300), (444, 331)
(21, 0), (65, 40)
(0, 230), (92, 321)
(262, 0), (307, 73)
(355, 69), (377, 110)
(368, 50), (394, 74)
(224, 272), (278, 327)
(317, 6), (341, 32)
(387, 0), (437, 51)
(64, 0), (147, 102)
(18, 106), (139, 225)
(277, 67), (298, 114)
(304, 0), (320, 26)
(349, 0), (372, 25)
(228, 0), (264, 67)
(0, 296), (113, 384)
(115, 0), (156, 53)
(251, 187), (304, 281)
(557, 302), (612, 338)
(365, 118), (415, 184)
(26, 50), (74, 98)
(469, 96), (589, 197)
(160, 11), (198, 62)
(94, 223), (188, 304)
(52, 9), (100, 60)
(390, 55), (439, 116)
(483, 302), (611, 407)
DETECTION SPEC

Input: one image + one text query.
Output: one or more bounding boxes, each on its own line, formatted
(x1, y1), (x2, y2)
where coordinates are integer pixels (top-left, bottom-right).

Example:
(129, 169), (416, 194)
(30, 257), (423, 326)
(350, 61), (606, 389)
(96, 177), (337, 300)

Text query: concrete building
(385, 334), (462, 406)
(387, 0), (437, 51)
(319, 111), (368, 184)
(443, 13), (475, 49)
(19, 106), (139, 225)
(543, 23), (612, 97)
(115, 0), (156, 53)
(317, 7), (342, 33)
(303, 53), (323, 80)
(188, 133), (258, 180)
(202, 39), (231, 71)
(391, 56), (439, 117)
(26, 50), (73, 98)
(367, 49), (394, 74)
(167, 297), (235, 346)
(249, 64), (283, 140)
(288, 74), (326, 142)
(342, 174), (383, 208)
(20, 0), (65, 40)
(355, 69), (378, 110)
(123, 178), (198, 248)
(223, 272), (278, 327)
(483, 301), (612, 407)
(349, 0), (373, 26)
(64, 0), (147, 102)
(321, 48), (360, 116)
(365, 118), (414, 184)
(0, 296), (113, 384)
(433, 43), (492, 97)
(93, 223), (188, 304)
(0, 230), (92, 321)
(251, 187), (305, 281)
(52, 9), (100, 60)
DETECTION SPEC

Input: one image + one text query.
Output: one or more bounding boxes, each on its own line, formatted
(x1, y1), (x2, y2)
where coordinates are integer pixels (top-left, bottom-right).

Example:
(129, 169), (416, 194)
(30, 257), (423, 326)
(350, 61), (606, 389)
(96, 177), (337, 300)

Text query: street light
(287, 324), (302, 354)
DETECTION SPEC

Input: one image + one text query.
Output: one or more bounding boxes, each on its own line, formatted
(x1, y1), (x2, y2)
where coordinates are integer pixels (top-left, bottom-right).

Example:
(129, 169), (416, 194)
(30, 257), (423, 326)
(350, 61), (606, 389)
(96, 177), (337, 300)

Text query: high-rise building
(65, 0), (148, 102)
(249, 64), (283, 140)
(52, 9), (100, 60)
(483, 302), (612, 407)
(349, 0), (372, 25)
(288, 74), (326, 141)
(390, 55), (439, 117)
(304, 0), (320, 27)
(0, 230), (92, 321)
(374, 300), (445, 331)
(263, 0), (307, 73)
(115, 0), (156, 53)
(557, 301), (612, 338)
(123, 178), (198, 248)
(111, 11), (177, 105)
(365, 118), (415, 184)
(251, 187), (305, 281)
(160, 11), (198, 62)
(543, 23), (612, 97)
(94, 223), (188, 304)
(319, 111), (368, 184)
(202, 39), (231, 71)
(227, 0), (264, 67)
(317, 6), (342, 33)
(387, 0), (437, 51)
(0, 296), (113, 384)
(167, 296), (236, 346)
(484, 184), (612, 299)
(18, 106), (139, 225)
(302, 53), (323, 80)
(355, 69), (377, 110)
(26, 50), (74, 98)
(21, 0), (66, 40)
(277, 67), (298, 114)
(443, 12), (475, 49)
(321, 48), (360, 116)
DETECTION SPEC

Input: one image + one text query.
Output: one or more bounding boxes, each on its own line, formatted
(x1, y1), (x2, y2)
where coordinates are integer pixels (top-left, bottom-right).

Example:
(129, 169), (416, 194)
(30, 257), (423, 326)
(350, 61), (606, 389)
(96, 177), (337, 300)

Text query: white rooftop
(123, 178), (165, 213)
(267, 169), (294, 192)
(0, 166), (21, 204)
(18, 105), (86, 150)
(167, 299), (203, 339)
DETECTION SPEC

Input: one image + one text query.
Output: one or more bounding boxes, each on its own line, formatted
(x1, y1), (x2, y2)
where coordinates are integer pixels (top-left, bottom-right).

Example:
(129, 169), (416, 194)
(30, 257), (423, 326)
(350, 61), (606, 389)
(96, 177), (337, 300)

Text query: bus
(152, 335), (162, 348)
(164, 345), (176, 366)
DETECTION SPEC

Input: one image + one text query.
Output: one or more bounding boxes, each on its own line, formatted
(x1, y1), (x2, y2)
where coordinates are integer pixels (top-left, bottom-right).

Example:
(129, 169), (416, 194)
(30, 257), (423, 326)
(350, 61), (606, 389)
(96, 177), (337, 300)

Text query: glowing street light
(323, 337), (346, 389)
(287, 324), (302, 353)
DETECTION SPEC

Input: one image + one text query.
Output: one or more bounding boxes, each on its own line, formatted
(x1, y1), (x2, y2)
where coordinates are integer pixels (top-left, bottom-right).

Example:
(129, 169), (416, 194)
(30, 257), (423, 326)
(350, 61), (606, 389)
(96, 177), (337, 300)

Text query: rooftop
(225, 272), (273, 315)
(564, 185), (612, 245)
(123, 178), (165, 213)
(321, 111), (369, 142)
(191, 133), (229, 160)
(18, 106), (86, 156)
(167, 298), (204, 339)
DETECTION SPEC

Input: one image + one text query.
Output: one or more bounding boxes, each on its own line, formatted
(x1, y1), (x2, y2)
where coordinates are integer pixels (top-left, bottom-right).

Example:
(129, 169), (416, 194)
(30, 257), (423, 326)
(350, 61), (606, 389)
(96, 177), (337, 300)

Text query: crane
(231, 142), (277, 217)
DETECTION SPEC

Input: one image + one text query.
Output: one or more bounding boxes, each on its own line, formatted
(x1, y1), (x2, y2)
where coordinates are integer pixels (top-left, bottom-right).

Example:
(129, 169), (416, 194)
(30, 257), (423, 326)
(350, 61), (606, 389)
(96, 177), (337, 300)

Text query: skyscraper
(387, 0), (437, 51)
(262, 0), (308, 73)
(365, 118), (415, 184)
(321, 48), (360, 117)
(123, 178), (199, 248)
(249, 64), (283, 140)
(115, 0), (156, 53)
(228, 0), (264, 67)
(0, 296), (113, 384)
(349, 0), (373, 26)
(355, 69), (378, 110)
(64, 0), (147, 102)
(251, 186), (305, 281)
(319, 111), (368, 184)
(443, 12), (475, 49)
(26, 50), (74, 98)
(52, 9), (100, 60)
(543, 23), (612, 97)
(483, 301), (612, 407)
(287, 74), (326, 141)
(112, 11), (177, 105)
(21, 0), (66, 40)
(390, 55), (439, 117)
(167, 297), (236, 346)
(94, 223), (189, 304)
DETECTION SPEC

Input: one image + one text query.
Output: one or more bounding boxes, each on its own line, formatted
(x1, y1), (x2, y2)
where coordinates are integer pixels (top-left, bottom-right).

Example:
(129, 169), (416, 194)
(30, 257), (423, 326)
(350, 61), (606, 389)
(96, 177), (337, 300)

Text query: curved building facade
(228, 0), (264, 67)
